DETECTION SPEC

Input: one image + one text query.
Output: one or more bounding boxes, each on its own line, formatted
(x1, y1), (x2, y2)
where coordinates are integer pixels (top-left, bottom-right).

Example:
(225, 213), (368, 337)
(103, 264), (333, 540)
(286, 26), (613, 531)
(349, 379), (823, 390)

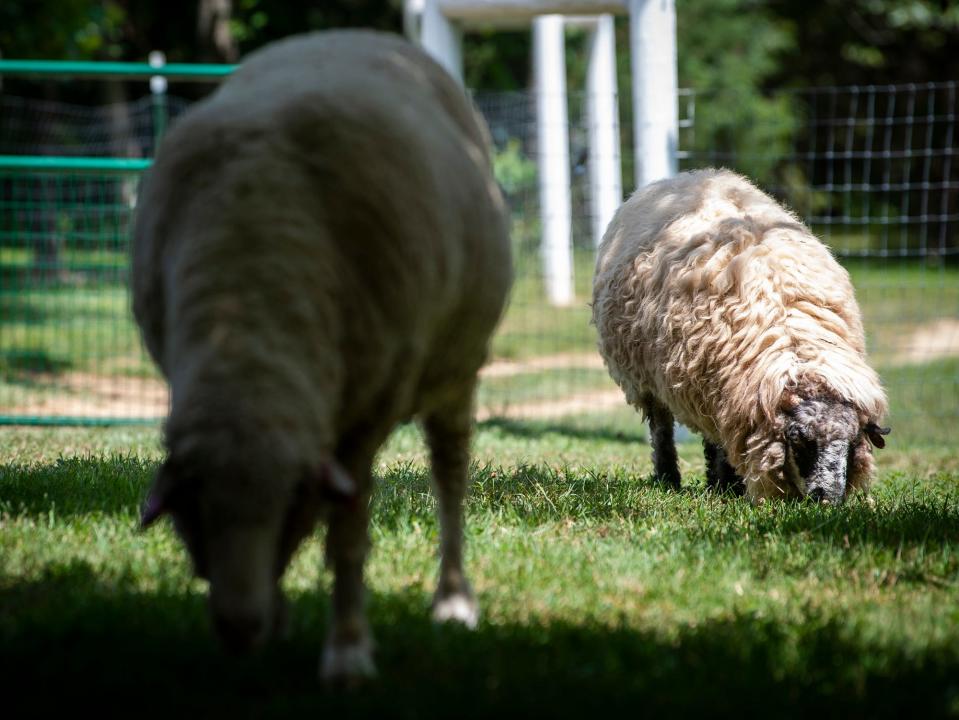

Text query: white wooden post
(629, 0), (678, 188)
(403, 0), (425, 39)
(148, 51), (168, 144)
(533, 14), (574, 306)
(586, 14), (622, 245)
(420, 0), (464, 84)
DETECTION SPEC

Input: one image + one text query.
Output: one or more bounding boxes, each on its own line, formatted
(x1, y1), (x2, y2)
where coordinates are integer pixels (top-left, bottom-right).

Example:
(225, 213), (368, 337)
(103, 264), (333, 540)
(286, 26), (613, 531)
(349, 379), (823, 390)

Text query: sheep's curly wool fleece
(592, 169), (887, 498)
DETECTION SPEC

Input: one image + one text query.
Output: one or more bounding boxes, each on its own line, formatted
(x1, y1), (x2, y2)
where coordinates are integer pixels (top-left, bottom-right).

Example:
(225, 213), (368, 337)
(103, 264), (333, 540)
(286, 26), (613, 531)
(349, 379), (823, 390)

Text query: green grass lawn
(0, 285), (153, 380)
(1, 243), (956, 435)
(1, 223), (956, 713)
(490, 246), (597, 360)
(1, 423), (958, 716)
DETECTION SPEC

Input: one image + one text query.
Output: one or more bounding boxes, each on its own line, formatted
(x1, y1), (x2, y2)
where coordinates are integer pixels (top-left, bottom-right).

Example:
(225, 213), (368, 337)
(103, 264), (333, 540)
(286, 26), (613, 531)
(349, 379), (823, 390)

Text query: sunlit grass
(1, 424), (957, 714)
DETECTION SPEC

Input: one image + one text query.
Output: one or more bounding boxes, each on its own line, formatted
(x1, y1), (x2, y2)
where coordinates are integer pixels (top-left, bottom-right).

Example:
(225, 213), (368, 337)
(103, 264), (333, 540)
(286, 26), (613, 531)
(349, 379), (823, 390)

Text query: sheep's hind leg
(320, 461), (375, 684)
(423, 388), (479, 629)
(643, 397), (681, 489)
(704, 440), (744, 495)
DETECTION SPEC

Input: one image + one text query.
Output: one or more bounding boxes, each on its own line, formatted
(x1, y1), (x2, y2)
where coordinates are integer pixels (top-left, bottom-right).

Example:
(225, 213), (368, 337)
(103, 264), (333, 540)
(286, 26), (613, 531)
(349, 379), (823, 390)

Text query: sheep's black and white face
(140, 455), (355, 653)
(783, 399), (887, 504)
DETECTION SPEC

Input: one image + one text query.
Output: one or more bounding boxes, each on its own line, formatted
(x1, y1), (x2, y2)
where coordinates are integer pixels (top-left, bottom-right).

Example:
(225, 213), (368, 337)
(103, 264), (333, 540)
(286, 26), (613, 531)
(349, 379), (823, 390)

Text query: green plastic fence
(0, 59), (236, 425)
(0, 160), (163, 425)
(0, 59), (236, 80)
(0, 157), (152, 173)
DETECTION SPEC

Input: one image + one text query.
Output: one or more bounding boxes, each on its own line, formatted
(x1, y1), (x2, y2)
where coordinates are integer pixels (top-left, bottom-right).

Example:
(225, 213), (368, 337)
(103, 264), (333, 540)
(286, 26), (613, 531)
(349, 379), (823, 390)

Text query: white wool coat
(593, 169), (887, 498)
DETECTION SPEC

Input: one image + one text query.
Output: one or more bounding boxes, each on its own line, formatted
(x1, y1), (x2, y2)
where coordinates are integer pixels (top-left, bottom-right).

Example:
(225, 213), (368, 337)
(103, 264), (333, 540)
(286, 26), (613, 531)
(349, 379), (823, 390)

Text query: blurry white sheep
(133, 30), (512, 681)
(592, 169), (889, 502)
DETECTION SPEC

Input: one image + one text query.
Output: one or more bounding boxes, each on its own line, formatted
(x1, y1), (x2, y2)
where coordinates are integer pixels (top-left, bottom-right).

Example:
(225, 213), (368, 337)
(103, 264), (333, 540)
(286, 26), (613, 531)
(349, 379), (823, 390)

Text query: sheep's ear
(140, 458), (184, 529)
(865, 423), (891, 449)
(305, 459), (356, 504)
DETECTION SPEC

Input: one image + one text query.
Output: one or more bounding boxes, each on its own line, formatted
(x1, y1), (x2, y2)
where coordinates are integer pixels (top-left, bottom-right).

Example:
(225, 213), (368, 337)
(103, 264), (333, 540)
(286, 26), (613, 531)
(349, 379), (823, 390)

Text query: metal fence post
(149, 51), (168, 151)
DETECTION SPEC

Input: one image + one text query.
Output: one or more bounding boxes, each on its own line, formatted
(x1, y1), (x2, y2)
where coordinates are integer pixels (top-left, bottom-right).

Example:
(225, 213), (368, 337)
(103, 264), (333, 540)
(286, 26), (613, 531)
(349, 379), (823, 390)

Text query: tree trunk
(197, 0), (238, 63)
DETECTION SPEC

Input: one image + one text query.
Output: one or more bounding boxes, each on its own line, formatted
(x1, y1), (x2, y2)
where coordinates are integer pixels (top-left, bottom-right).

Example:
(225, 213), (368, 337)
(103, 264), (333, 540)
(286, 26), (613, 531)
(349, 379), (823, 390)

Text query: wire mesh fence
(0, 168), (164, 422)
(0, 80), (956, 441)
(0, 93), (193, 158)
(474, 90), (618, 425)
(677, 82), (959, 444)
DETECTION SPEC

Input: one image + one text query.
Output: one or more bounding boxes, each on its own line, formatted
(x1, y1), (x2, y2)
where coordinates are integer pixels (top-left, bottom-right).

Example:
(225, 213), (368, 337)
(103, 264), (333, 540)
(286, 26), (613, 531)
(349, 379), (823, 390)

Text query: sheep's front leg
(643, 396), (681, 489)
(423, 396), (479, 628)
(704, 440), (744, 495)
(320, 484), (375, 683)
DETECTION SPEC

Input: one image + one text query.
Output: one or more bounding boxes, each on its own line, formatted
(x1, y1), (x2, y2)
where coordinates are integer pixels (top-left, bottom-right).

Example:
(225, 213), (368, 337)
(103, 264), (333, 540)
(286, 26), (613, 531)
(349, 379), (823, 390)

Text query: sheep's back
(133, 31), (511, 440)
(592, 169), (864, 437)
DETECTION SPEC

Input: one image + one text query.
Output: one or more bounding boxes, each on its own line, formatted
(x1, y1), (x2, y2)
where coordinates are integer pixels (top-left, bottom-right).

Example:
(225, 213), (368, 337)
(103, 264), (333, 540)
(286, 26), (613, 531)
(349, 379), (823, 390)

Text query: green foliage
(69, 1), (127, 58)
(491, 140), (542, 260)
(227, 0), (403, 54)
(492, 138), (537, 196)
(1, 0), (955, 86)
(676, 0), (798, 186)
(771, 0), (959, 84)
(2, 0), (955, 195)
(0, 0), (126, 60)
(464, 30), (531, 90)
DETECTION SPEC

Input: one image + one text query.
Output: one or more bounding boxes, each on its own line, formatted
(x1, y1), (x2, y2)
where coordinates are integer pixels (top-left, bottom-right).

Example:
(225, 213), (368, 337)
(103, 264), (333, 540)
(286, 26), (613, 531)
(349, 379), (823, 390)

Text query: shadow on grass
(643, 476), (959, 550)
(742, 495), (959, 548)
(1, 559), (957, 717)
(0, 294), (52, 325)
(4, 458), (958, 553)
(0, 349), (73, 377)
(478, 416), (647, 445)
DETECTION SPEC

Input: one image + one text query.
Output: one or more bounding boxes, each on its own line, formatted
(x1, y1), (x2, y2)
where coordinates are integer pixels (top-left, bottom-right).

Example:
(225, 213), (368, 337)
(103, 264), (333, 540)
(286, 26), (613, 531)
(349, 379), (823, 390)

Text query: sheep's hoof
(320, 637), (376, 686)
(432, 591), (479, 629)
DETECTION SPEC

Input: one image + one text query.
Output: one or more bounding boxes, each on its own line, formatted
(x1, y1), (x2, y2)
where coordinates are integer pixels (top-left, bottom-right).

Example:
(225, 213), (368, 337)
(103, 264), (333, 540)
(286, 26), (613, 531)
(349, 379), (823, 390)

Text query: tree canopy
(1, 1), (955, 87)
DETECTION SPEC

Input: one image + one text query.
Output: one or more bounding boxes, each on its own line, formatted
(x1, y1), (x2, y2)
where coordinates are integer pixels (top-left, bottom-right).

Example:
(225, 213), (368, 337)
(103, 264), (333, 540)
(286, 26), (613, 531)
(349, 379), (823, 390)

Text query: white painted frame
(406, 0), (675, 304)
(533, 15), (574, 304)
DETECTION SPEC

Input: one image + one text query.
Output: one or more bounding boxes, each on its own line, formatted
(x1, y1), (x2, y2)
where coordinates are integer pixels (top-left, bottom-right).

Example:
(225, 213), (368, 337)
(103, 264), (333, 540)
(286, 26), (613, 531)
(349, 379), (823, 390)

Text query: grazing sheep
(592, 169), (889, 502)
(133, 30), (512, 681)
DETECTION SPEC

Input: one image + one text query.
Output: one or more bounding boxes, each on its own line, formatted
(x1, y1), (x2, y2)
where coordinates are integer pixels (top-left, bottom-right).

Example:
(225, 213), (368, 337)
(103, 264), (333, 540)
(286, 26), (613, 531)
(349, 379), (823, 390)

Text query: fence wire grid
(0, 81), (956, 442)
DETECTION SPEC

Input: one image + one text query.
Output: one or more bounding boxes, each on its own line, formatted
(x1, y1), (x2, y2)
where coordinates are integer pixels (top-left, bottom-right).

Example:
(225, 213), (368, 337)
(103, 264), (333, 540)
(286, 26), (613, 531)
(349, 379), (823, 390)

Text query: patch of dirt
(894, 319), (959, 364)
(477, 389), (624, 421)
(4, 372), (168, 419)
(2, 353), (625, 422)
(482, 352), (605, 378)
